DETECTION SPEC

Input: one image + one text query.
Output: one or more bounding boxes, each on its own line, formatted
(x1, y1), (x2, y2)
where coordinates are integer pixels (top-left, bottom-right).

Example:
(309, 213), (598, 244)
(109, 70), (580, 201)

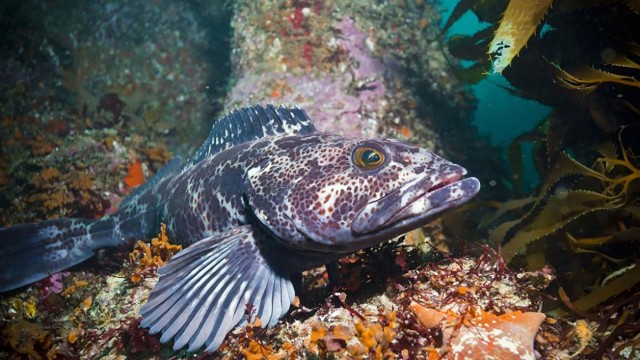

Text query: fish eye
(353, 146), (385, 171)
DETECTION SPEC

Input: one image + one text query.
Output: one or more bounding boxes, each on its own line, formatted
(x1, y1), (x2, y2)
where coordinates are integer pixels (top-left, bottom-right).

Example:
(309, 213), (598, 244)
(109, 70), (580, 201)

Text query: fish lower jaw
(390, 177), (479, 227)
(351, 176), (480, 235)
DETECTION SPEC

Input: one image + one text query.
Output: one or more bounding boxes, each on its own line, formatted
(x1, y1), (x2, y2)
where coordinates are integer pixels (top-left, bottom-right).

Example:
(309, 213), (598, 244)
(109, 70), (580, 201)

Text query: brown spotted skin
(242, 134), (476, 261)
(113, 131), (477, 272)
(0, 105), (480, 292)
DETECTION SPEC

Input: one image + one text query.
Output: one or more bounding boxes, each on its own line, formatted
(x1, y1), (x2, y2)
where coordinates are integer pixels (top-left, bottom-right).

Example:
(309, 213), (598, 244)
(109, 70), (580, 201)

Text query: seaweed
(488, 128), (640, 263)
(442, 0), (640, 135)
(480, 128), (640, 357)
(24, 167), (107, 220)
(127, 223), (182, 284)
(1, 320), (55, 359)
(443, 2), (640, 354)
(304, 304), (398, 358)
(219, 304), (298, 359)
(488, 0), (553, 74)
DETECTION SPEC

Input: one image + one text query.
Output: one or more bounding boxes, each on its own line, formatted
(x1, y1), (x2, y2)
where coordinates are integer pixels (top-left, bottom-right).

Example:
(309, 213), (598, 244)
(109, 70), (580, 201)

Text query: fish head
(245, 135), (480, 253)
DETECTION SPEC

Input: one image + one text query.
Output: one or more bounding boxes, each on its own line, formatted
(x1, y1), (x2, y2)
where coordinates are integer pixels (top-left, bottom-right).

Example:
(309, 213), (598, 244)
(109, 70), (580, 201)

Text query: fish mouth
(351, 167), (480, 235)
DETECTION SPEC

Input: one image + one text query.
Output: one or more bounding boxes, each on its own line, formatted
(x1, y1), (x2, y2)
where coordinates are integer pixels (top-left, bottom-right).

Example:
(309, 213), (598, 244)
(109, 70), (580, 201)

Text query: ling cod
(0, 104), (480, 353)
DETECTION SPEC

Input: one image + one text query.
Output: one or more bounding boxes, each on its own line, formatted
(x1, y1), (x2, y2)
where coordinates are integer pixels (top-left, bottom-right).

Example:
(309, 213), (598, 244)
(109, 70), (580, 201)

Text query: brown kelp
(443, 0), (640, 278)
(488, 0), (553, 74)
(489, 91), (640, 360)
(443, 0), (640, 356)
(442, 0), (640, 133)
(490, 128), (640, 262)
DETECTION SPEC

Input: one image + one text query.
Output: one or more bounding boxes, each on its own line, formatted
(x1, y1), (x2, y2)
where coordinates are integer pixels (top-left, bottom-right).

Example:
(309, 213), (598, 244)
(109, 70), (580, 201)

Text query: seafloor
(0, 0), (635, 359)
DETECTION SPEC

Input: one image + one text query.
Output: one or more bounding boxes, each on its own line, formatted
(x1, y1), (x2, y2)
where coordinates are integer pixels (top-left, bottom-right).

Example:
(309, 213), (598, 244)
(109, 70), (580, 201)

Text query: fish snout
(351, 164), (479, 235)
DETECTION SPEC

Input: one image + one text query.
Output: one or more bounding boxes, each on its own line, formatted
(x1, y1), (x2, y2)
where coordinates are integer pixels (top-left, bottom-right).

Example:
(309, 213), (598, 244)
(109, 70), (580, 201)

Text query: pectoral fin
(139, 225), (295, 353)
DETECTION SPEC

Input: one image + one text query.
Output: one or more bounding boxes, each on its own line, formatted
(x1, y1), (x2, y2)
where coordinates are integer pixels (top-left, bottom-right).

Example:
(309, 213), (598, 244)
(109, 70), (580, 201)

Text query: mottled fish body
(0, 104), (480, 353)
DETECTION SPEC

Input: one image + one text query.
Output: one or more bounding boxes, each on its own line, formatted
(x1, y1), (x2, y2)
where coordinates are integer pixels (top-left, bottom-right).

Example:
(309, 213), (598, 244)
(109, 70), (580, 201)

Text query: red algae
(123, 159), (145, 189)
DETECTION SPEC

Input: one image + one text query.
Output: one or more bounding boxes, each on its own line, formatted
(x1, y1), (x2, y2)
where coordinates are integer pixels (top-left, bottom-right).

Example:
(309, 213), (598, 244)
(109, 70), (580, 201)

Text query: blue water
(438, 2), (550, 190)
(437, 2), (551, 146)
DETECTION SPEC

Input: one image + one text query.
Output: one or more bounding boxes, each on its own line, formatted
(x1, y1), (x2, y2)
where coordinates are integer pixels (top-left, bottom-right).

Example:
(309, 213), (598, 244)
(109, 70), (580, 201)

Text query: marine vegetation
(0, 106), (600, 358)
(1, 104), (482, 357)
(127, 223), (182, 284)
(444, 0), (640, 357)
(0, 112), (172, 227)
(482, 128), (640, 357)
(443, 0), (640, 137)
(0, 102), (554, 359)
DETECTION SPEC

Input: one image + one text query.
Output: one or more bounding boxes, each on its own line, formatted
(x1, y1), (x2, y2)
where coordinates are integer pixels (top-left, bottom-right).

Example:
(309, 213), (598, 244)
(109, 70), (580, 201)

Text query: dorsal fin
(183, 104), (316, 170)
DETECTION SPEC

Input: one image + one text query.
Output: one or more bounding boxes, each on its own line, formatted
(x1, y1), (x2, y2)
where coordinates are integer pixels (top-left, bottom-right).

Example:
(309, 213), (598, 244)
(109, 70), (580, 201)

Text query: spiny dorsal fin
(184, 104), (316, 170)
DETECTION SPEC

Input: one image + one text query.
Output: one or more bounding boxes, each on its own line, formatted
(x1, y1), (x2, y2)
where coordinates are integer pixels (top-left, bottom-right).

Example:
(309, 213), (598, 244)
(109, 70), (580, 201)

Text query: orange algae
(124, 159), (145, 188)
(129, 223), (181, 283)
(355, 321), (377, 348)
(25, 166), (104, 219)
(569, 319), (593, 357)
(352, 315), (397, 359)
(24, 296), (38, 319)
(2, 320), (54, 359)
(225, 312), (298, 360)
(61, 280), (89, 297)
(308, 310), (397, 358)
(141, 145), (172, 164)
(332, 324), (353, 340)
(241, 339), (274, 360)
(280, 342), (296, 357)
(29, 135), (56, 155)
(307, 323), (326, 354)
(310, 324), (326, 343)
(400, 125), (412, 138)
(456, 285), (471, 295)
(82, 296), (93, 311)
(271, 87), (281, 99)
(39, 167), (61, 181)
(68, 172), (93, 192)
(131, 240), (154, 269)
(150, 224), (182, 258)
(67, 329), (79, 344)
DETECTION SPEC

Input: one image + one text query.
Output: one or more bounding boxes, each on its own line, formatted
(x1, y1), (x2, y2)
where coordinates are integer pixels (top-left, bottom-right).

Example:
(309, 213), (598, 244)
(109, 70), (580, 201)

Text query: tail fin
(0, 217), (115, 292)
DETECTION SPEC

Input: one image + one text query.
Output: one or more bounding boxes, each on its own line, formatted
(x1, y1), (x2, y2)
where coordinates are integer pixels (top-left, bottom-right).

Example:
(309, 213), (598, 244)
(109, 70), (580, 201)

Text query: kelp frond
(557, 263), (640, 313)
(488, 0), (553, 73)
(555, 64), (640, 93)
(491, 128), (640, 262)
(444, 0), (640, 136)
(496, 189), (617, 261)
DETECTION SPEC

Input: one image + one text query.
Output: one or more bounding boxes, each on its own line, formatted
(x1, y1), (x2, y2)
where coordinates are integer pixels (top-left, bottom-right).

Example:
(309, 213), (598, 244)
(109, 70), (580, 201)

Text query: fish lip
(351, 169), (480, 235)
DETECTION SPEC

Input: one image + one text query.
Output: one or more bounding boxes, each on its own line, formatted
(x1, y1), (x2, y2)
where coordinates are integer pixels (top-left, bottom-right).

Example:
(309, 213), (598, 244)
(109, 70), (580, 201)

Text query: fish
(0, 104), (480, 353)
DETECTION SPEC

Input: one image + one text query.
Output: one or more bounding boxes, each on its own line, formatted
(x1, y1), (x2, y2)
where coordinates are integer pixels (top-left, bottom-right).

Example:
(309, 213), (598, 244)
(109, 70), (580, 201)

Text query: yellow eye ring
(353, 147), (384, 170)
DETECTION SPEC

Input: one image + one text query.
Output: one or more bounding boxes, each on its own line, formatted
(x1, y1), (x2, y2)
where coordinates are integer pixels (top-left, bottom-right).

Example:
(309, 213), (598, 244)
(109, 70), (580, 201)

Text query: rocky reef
(0, 0), (602, 359)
